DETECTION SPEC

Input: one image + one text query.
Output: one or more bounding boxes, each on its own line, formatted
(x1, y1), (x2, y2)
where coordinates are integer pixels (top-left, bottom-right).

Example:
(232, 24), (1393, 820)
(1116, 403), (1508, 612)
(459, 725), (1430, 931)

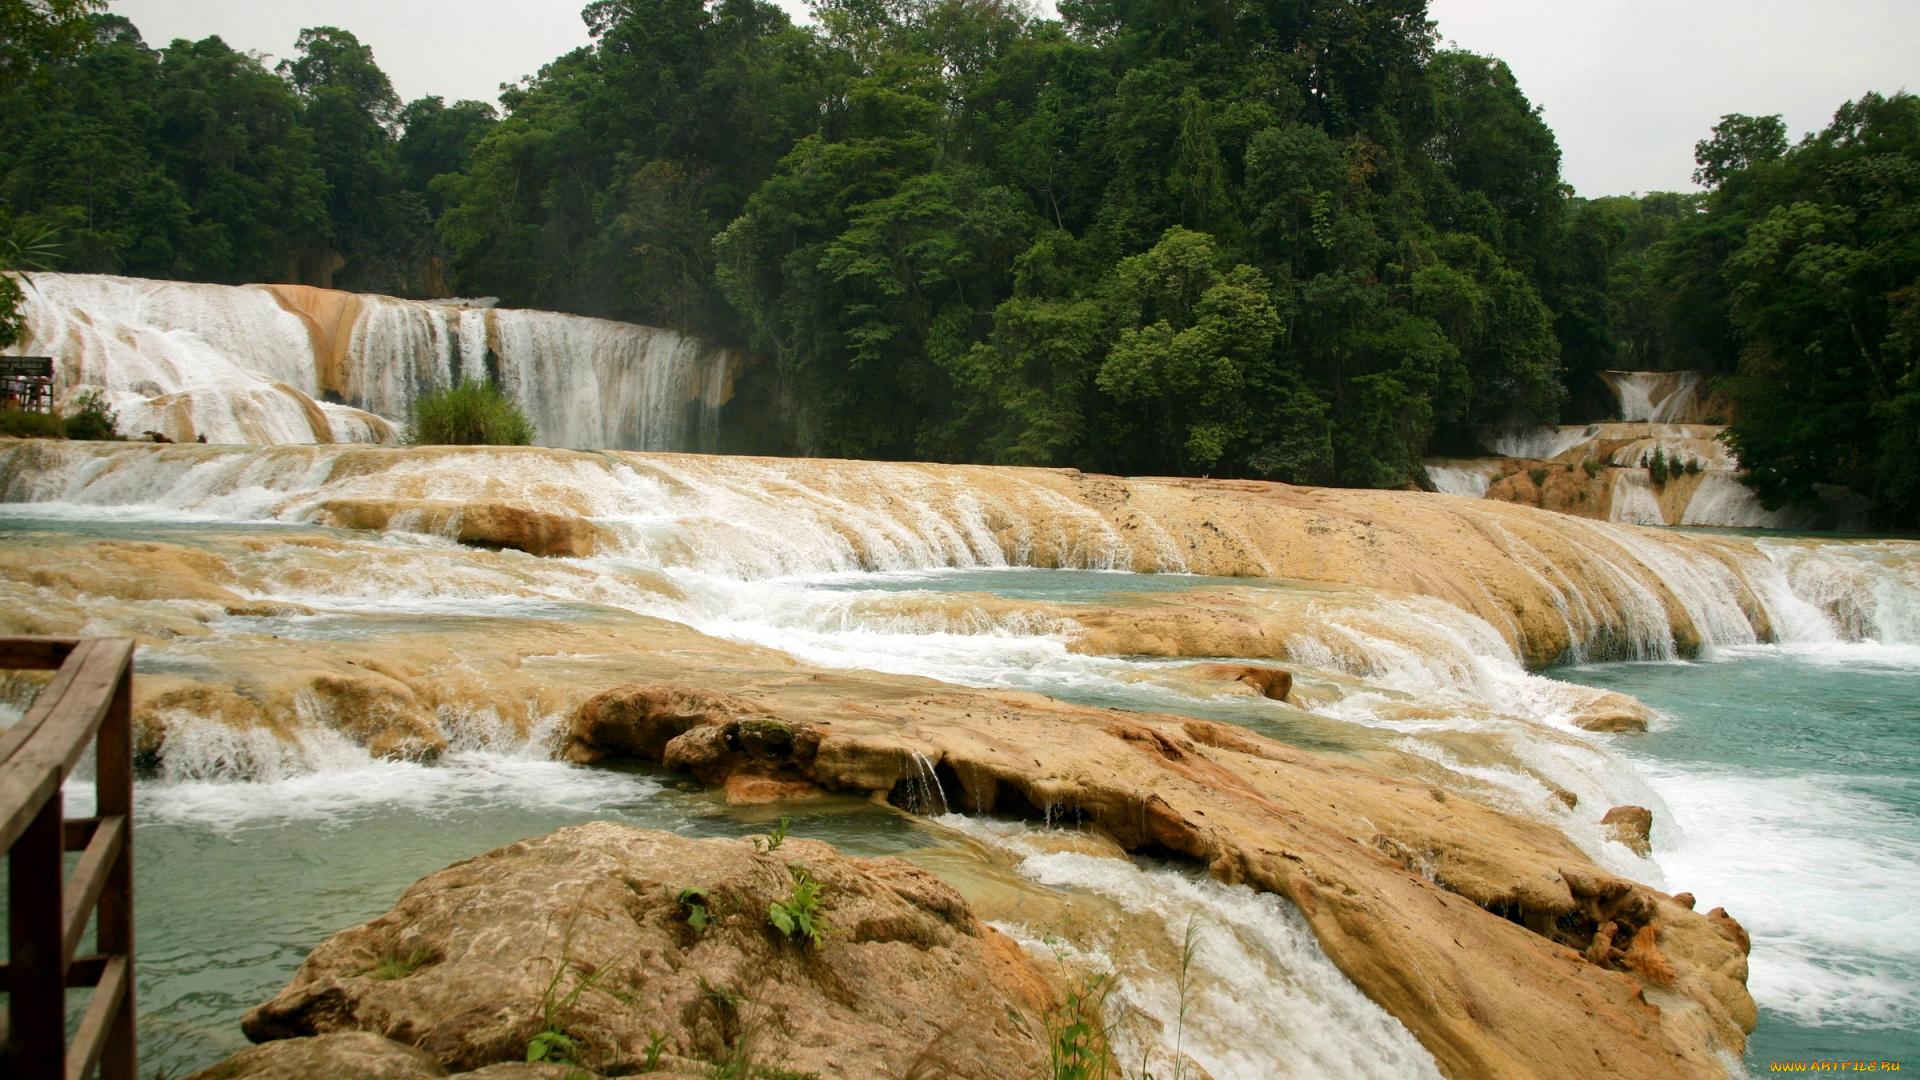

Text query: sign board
(0, 356), (53, 378)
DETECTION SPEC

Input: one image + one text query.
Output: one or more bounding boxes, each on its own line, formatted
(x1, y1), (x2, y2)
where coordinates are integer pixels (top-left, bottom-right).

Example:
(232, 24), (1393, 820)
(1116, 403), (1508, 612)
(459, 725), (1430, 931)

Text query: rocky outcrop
(1603, 805), (1656, 856)
(1187, 662), (1294, 701)
(561, 681), (1755, 1080)
(242, 824), (1051, 1079)
(0, 438), (1789, 666)
(313, 499), (602, 558)
(1572, 692), (1656, 733)
(182, 1032), (650, 1080)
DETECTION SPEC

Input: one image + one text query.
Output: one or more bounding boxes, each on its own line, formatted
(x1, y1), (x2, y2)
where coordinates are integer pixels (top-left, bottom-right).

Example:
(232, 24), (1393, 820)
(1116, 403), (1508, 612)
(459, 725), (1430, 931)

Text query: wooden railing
(1, 637), (136, 1080)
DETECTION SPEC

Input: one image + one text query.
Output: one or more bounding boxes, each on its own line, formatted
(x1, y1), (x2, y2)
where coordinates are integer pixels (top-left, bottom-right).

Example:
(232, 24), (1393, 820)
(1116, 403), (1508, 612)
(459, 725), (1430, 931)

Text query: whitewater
(0, 438), (1913, 1075)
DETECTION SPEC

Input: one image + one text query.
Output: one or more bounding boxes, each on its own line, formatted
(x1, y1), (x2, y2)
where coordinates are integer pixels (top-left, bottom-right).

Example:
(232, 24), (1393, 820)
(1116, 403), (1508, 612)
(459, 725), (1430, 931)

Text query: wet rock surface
(242, 824), (1051, 1079)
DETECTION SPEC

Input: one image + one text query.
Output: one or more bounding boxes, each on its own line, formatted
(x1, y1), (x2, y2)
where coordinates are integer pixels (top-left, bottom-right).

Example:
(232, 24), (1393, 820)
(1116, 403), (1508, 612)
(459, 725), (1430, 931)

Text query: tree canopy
(2, 4), (1914, 524)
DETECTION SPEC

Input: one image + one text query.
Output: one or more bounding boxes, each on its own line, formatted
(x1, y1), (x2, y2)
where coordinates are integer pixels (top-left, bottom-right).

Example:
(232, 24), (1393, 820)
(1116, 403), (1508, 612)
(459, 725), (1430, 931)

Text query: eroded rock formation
(242, 824), (1052, 1079)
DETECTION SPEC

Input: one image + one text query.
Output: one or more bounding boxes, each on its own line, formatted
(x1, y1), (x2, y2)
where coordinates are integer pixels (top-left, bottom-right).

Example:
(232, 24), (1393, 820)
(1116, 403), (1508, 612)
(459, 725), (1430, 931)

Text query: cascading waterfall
(1600, 370), (1708, 423)
(6, 272), (737, 451)
(4, 441), (1917, 1073)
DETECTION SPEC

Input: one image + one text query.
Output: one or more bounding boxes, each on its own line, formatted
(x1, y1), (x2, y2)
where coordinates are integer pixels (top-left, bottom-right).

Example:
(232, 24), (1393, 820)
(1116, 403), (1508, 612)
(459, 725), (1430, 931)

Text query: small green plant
(1045, 968), (1119, 1080)
(0, 409), (63, 438)
(1703, 413), (1726, 425)
(678, 887), (712, 932)
(752, 817), (792, 853)
(1527, 466), (1548, 486)
(766, 862), (827, 947)
(62, 389), (119, 441)
(700, 975), (746, 1013)
(641, 1029), (669, 1071)
(407, 379), (536, 446)
(526, 901), (625, 1068)
(1648, 448), (1670, 485)
(360, 945), (434, 981)
(1581, 458), (1603, 478)
(1161, 916), (1204, 1080)
(1685, 456), (1703, 475)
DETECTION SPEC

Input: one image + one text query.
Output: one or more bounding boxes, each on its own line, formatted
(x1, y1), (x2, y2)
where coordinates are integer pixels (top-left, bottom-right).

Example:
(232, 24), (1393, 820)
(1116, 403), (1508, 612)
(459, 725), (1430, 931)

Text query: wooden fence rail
(0, 637), (136, 1080)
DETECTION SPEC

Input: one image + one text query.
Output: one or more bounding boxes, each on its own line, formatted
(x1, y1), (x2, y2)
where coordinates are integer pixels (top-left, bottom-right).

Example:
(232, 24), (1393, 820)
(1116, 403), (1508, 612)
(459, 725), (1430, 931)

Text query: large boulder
(242, 824), (1051, 1079)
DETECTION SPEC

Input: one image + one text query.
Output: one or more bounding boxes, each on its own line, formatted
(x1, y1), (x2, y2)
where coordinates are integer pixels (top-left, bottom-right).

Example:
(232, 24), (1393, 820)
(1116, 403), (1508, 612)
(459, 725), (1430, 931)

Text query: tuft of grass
(1044, 968), (1119, 1080)
(407, 380), (536, 446)
(360, 945), (435, 981)
(766, 862), (827, 948)
(1526, 466), (1548, 486)
(526, 897), (626, 1068)
(1581, 458), (1603, 478)
(752, 817), (792, 854)
(0, 408), (64, 438)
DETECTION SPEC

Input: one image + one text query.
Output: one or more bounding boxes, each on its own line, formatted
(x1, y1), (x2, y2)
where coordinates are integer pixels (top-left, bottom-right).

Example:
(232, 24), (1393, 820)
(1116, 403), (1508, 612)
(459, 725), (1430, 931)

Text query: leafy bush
(62, 390), (119, 441)
(1527, 466), (1549, 486)
(407, 381), (535, 446)
(1582, 459), (1603, 478)
(1648, 449), (1670, 485)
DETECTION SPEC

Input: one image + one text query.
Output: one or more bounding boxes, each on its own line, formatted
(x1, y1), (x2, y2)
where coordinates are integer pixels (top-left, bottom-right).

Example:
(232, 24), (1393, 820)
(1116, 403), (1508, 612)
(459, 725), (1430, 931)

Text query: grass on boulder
(407, 381), (536, 446)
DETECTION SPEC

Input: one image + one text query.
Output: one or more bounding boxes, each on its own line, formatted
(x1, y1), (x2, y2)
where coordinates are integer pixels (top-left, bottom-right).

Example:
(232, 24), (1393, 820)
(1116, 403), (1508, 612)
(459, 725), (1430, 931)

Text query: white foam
(951, 820), (1444, 1080)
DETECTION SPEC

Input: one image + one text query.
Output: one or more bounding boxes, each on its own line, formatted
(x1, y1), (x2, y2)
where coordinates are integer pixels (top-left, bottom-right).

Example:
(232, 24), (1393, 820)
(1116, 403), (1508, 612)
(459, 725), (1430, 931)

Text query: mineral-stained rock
(313, 499), (601, 558)
(183, 1032), (447, 1080)
(562, 684), (780, 764)
(1603, 804), (1656, 855)
(571, 683), (1755, 1080)
(1573, 692), (1656, 732)
(242, 824), (1051, 1079)
(1189, 662), (1294, 701)
(183, 1033), (647, 1080)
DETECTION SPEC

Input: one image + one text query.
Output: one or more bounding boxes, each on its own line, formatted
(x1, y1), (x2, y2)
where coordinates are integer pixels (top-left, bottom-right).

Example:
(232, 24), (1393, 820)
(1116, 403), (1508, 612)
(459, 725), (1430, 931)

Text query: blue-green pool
(1562, 646), (1920, 1068)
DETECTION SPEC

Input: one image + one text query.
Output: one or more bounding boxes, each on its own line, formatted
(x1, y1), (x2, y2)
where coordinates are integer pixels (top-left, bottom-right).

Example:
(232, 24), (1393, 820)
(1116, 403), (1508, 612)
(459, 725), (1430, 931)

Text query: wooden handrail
(1, 636), (136, 1080)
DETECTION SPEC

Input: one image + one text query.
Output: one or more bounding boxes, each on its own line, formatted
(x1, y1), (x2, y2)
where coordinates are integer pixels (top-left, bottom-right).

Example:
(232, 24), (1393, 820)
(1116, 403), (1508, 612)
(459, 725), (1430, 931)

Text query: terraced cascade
(1, 440), (1915, 1077)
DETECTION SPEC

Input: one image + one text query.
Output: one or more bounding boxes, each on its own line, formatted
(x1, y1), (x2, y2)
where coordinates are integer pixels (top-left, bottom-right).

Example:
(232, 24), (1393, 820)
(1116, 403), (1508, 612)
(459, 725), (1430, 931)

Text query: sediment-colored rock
(565, 681), (1754, 1080)
(1186, 662), (1294, 701)
(243, 824), (1051, 1080)
(1603, 805), (1656, 856)
(1573, 692), (1656, 733)
(313, 498), (602, 558)
(183, 1032), (448, 1080)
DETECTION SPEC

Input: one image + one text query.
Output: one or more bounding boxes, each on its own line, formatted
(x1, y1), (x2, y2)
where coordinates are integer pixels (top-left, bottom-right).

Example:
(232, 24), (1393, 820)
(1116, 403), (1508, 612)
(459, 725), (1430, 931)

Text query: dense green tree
(0, 0), (102, 89)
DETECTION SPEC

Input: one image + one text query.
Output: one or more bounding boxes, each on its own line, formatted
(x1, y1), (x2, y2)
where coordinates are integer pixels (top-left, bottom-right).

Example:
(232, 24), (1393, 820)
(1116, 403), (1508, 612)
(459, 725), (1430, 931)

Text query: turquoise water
(44, 759), (930, 1076)
(1561, 648), (1920, 1068)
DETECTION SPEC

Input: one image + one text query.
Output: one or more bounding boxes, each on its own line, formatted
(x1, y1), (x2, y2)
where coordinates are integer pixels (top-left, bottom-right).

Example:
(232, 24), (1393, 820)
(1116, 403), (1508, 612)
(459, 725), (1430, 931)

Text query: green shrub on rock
(407, 381), (536, 446)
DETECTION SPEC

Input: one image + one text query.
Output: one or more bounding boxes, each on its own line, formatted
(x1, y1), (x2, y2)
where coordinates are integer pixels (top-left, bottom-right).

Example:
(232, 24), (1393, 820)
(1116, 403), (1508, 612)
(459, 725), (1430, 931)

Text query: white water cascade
(1600, 370), (1710, 424)
(6, 272), (738, 451)
(4, 441), (1917, 1074)
(1427, 369), (1871, 528)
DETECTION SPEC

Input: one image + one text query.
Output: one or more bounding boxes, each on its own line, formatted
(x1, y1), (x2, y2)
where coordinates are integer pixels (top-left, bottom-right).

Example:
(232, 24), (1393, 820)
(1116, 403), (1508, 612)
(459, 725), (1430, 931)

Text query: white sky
(109, 0), (1920, 197)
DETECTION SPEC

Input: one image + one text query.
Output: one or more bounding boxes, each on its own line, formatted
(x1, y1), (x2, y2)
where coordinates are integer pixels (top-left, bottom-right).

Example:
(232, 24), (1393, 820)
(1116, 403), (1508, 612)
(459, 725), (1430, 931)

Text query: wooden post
(95, 660), (136, 1080)
(8, 785), (66, 1080)
(0, 637), (138, 1080)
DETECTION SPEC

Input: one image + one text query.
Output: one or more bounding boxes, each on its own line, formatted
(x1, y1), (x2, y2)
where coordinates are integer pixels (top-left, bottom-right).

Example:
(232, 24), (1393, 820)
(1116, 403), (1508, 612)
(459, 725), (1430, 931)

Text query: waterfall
(1486, 425), (1599, 461)
(7, 272), (737, 451)
(7, 441), (1912, 664)
(1601, 370), (1708, 423)
(901, 751), (950, 815)
(1423, 459), (1504, 498)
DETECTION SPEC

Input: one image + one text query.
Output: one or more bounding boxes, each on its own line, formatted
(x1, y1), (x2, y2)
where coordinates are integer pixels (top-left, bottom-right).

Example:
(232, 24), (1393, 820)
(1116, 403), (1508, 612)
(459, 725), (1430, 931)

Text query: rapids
(8, 272), (737, 450)
(2, 439), (1916, 1075)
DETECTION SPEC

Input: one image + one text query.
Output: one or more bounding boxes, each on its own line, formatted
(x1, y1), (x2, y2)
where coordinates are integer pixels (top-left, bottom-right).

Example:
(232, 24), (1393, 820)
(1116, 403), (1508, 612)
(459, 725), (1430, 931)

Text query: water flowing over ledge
(6, 272), (739, 450)
(4, 439), (1912, 667)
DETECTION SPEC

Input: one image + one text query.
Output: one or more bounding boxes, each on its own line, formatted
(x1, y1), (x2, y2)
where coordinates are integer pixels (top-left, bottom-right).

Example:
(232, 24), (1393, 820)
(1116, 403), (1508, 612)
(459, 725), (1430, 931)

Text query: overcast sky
(109, 0), (1919, 197)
